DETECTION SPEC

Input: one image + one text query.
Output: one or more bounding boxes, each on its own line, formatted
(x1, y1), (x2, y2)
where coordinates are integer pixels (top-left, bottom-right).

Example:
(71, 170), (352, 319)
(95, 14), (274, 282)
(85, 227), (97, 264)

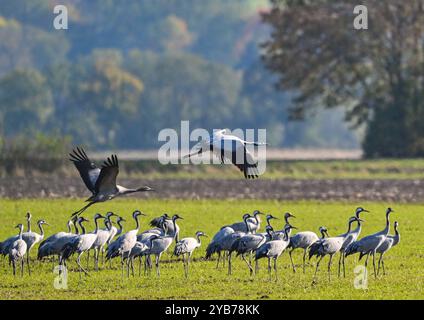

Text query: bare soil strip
(1, 178), (423, 202)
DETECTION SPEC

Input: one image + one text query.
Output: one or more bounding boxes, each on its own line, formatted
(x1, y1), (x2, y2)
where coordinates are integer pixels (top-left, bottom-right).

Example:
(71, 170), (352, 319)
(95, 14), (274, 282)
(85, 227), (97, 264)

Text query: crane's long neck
(27, 217), (31, 233)
(244, 218), (251, 234)
(266, 217), (272, 227)
(284, 227), (291, 241)
(18, 226), (23, 240)
(117, 221), (124, 235)
(79, 221), (86, 235)
(67, 221), (72, 233)
(172, 219), (179, 242)
(94, 217), (100, 233)
(320, 230), (326, 239)
(383, 212), (391, 236)
(196, 234), (202, 245)
(254, 215), (260, 225)
(134, 215), (140, 231)
(38, 223), (45, 237)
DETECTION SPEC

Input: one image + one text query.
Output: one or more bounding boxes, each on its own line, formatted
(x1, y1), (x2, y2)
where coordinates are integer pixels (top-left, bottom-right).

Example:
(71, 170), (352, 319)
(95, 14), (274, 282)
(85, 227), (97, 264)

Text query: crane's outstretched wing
(149, 216), (163, 228)
(221, 141), (259, 179)
(94, 154), (119, 193)
(69, 147), (100, 193)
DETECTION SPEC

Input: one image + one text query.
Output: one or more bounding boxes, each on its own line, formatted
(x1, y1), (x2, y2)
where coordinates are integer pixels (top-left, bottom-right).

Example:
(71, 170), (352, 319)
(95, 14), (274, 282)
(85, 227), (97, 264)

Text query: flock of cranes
(0, 147), (402, 284)
(0, 207), (400, 282)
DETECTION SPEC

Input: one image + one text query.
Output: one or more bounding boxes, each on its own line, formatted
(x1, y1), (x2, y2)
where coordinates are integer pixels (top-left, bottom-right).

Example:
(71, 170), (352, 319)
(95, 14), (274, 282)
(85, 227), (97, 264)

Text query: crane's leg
(289, 249), (296, 273)
(223, 252), (226, 267)
(343, 252), (347, 278)
(364, 252), (370, 270)
(12, 260), (16, 276)
(313, 256), (324, 280)
(21, 258), (24, 277)
(303, 249), (307, 274)
(228, 253), (232, 275)
(372, 252), (377, 278)
(76, 253), (89, 277)
(216, 251), (221, 269)
(267, 258), (272, 281)
(273, 258), (278, 281)
(184, 254), (189, 278)
(94, 248), (99, 271)
(86, 250), (89, 269)
(382, 256), (386, 275)
(130, 257), (135, 277)
(241, 253), (253, 276)
(338, 252), (342, 278)
(328, 255), (333, 282)
(138, 256), (142, 277)
(120, 254), (125, 278)
(255, 259), (259, 276)
(155, 254), (160, 277)
(26, 249), (31, 275)
(377, 253), (383, 276)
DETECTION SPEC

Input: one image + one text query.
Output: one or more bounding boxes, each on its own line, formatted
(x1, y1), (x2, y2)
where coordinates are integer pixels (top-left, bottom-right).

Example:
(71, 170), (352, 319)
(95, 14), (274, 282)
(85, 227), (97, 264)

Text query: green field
(0, 199), (422, 300)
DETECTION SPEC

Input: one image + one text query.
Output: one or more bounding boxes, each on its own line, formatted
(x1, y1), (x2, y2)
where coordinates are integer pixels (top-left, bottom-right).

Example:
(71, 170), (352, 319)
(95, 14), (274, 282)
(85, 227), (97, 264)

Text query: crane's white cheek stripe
(157, 121), (267, 176)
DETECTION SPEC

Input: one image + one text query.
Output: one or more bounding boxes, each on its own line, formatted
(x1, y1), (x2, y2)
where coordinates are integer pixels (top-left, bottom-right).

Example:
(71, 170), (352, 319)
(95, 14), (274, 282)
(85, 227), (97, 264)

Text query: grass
(0, 198), (423, 300)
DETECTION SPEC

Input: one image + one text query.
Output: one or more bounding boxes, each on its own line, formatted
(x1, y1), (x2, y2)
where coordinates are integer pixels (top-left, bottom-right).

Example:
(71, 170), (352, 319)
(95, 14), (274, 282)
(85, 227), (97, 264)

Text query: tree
(262, 0), (424, 157)
(0, 69), (53, 137)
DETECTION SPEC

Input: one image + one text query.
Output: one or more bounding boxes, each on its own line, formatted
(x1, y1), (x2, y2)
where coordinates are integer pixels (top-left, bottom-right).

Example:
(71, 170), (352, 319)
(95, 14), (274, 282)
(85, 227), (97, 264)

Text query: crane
(338, 207), (369, 278)
(89, 213), (113, 270)
(60, 216), (102, 278)
(376, 221), (400, 275)
(69, 147), (154, 216)
(345, 208), (394, 278)
(310, 217), (361, 281)
(38, 219), (75, 265)
(21, 219), (49, 275)
(9, 224), (27, 277)
(0, 213), (32, 258)
(106, 210), (145, 277)
(174, 231), (208, 277)
(184, 129), (267, 179)
(287, 227), (319, 274)
(145, 216), (183, 276)
(205, 225), (235, 268)
(229, 217), (267, 276)
(255, 224), (296, 280)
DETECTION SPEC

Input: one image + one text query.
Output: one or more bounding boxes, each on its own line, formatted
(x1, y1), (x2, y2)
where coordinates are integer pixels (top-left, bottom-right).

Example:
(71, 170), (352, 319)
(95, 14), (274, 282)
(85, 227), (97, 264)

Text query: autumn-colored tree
(263, 0), (424, 157)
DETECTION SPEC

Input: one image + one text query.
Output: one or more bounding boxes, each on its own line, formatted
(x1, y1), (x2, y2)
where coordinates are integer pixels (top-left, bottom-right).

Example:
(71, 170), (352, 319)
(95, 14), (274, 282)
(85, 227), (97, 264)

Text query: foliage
(262, 0), (424, 157)
(0, 0), (361, 151)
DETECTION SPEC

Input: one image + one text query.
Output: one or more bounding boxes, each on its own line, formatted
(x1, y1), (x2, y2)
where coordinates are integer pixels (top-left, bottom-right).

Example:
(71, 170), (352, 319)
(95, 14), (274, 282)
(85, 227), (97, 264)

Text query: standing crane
(60, 216), (101, 278)
(88, 213), (112, 270)
(255, 224), (296, 280)
(9, 224), (27, 277)
(376, 221), (400, 275)
(345, 208), (394, 278)
(184, 129), (267, 179)
(205, 225), (236, 268)
(287, 227), (319, 274)
(0, 213), (32, 258)
(338, 207), (369, 278)
(310, 217), (361, 281)
(145, 215), (183, 276)
(106, 210), (145, 277)
(69, 147), (154, 216)
(229, 218), (267, 276)
(174, 231), (208, 278)
(38, 219), (75, 266)
(21, 219), (49, 275)
(224, 211), (263, 234)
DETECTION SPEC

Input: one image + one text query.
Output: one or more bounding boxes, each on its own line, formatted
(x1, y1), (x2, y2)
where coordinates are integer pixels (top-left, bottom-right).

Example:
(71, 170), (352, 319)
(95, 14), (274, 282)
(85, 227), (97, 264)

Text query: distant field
(117, 158), (424, 180)
(0, 199), (422, 300)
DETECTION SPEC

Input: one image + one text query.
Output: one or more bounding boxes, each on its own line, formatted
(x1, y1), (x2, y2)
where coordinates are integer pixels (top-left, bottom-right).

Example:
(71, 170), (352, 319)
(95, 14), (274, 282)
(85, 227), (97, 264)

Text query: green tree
(262, 0), (424, 157)
(0, 68), (53, 137)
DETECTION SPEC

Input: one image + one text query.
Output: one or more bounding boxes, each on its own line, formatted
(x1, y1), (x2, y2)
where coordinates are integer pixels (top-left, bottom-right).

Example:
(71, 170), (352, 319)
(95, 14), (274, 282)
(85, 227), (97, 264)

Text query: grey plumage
(9, 224), (27, 277)
(376, 221), (400, 275)
(69, 147), (153, 217)
(345, 208), (394, 278)
(174, 231), (207, 277)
